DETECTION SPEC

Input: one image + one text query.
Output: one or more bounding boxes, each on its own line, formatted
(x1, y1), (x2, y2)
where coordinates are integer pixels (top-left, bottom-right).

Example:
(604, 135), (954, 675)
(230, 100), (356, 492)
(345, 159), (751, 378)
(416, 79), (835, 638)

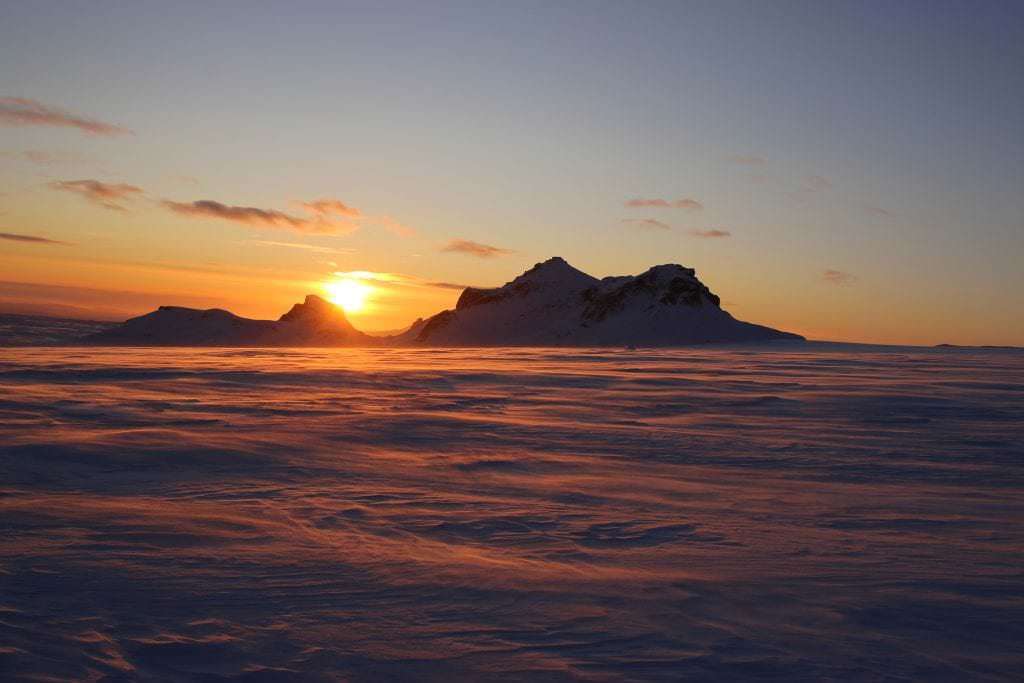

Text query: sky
(1, 0), (1022, 344)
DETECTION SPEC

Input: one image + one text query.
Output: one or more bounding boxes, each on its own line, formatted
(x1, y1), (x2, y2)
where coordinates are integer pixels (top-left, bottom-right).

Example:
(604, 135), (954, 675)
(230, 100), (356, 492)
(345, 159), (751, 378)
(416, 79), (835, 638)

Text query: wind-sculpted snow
(0, 345), (1022, 681)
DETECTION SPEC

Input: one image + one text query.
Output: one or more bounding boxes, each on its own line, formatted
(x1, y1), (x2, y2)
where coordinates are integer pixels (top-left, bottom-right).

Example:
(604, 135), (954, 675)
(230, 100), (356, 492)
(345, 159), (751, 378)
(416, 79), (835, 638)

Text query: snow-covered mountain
(398, 257), (802, 346)
(88, 295), (374, 346)
(86, 259), (801, 347)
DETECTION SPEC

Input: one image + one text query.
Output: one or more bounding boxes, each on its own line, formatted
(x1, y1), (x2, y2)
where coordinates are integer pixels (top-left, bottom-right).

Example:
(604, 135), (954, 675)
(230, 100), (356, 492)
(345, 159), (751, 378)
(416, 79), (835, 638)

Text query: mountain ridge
(85, 258), (803, 346)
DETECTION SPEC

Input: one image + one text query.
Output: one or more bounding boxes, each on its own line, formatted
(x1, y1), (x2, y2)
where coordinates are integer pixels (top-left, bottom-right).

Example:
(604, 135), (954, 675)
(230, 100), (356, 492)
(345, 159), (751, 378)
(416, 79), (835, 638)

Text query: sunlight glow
(324, 279), (372, 312)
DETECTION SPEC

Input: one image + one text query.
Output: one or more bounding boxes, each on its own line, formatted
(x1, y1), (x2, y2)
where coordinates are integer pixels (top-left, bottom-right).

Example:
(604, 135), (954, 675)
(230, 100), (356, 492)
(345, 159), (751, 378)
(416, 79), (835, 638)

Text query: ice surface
(0, 344), (1022, 680)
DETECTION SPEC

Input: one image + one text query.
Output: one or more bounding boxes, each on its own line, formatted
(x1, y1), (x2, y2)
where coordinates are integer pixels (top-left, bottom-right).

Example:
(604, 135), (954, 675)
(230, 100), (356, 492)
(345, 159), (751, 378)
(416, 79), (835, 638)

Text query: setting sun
(324, 279), (371, 312)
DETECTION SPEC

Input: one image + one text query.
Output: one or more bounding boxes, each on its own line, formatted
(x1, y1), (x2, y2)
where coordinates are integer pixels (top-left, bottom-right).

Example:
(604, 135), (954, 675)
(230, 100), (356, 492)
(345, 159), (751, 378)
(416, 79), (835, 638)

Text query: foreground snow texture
(1, 345), (1022, 681)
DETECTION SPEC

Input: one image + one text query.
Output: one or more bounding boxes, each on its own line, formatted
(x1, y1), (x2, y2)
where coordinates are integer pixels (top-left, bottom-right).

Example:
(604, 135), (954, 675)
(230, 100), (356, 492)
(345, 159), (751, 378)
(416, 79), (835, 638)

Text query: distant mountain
(0, 313), (115, 346)
(81, 258), (801, 347)
(88, 295), (374, 346)
(398, 257), (802, 346)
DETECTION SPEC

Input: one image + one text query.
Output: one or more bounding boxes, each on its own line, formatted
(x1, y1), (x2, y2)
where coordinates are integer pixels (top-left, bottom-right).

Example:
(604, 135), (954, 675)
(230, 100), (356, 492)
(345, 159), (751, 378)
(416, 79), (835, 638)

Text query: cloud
(622, 218), (671, 230)
(427, 282), (470, 291)
(624, 198), (703, 210)
(163, 199), (357, 234)
(731, 156), (768, 167)
(790, 175), (833, 200)
(0, 231), (72, 245)
(376, 216), (416, 237)
(441, 239), (513, 258)
(293, 198), (363, 219)
(866, 206), (894, 217)
(242, 240), (352, 255)
(0, 97), (131, 136)
(48, 179), (143, 211)
(821, 269), (859, 286)
(332, 270), (408, 283)
(688, 229), (731, 238)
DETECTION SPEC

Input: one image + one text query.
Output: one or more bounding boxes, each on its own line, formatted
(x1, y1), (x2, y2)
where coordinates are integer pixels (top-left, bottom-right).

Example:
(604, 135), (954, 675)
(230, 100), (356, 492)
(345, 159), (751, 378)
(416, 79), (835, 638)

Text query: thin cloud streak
(866, 206), (894, 217)
(622, 218), (671, 230)
(0, 232), (72, 245)
(163, 199), (358, 234)
(48, 179), (142, 211)
(624, 198), (703, 210)
(821, 270), (859, 286)
(427, 282), (470, 290)
(791, 175), (833, 199)
(242, 240), (352, 255)
(688, 229), (731, 238)
(441, 239), (513, 258)
(0, 97), (131, 136)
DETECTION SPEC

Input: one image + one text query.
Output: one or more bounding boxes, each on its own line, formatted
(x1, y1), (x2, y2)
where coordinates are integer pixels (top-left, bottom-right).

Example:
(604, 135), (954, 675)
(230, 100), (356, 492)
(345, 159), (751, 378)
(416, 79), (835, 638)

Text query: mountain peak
(278, 294), (351, 326)
(512, 257), (599, 290)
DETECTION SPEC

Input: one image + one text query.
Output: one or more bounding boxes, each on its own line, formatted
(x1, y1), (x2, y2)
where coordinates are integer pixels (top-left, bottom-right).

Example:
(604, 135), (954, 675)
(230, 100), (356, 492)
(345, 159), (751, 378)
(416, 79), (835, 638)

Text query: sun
(324, 279), (371, 312)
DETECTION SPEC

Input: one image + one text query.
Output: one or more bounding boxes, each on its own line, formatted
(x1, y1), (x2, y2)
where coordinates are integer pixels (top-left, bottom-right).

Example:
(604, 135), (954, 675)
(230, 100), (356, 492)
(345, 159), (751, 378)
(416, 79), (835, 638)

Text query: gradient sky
(1, 0), (1022, 344)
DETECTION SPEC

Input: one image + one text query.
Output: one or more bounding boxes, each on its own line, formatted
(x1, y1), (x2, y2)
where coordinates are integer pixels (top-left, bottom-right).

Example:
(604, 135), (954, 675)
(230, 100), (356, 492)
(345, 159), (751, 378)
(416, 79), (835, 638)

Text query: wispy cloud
(242, 240), (352, 254)
(163, 199), (358, 234)
(0, 97), (131, 136)
(427, 281), (470, 290)
(866, 206), (894, 217)
(624, 198), (703, 210)
(731, 156), (767, 167)
(376, 216), (416, 237)
(821, 269), (859, 286)
(441, 239), (513, 258)
(688, 228), (731, 238)
(791, 175), (833, 199)
(48, 179), (143, 211)
(0, 231), (72, 245)
(292, 198), (363, 219)
(622, 218), (671, 230)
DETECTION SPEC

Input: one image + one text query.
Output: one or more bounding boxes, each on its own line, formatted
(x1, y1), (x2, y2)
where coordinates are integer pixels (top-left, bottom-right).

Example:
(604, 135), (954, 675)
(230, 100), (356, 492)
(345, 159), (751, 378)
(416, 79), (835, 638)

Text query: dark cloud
(688, 229), (731, 238)
(624, 198), (703, 210)
(441, 239), (513, 258)
(163, 199), (358, 234)
(821, 270), (859, 286)
(48, 179), (143, 211)
(622, 218), (671, 230)
(0, 97), (131, 136)
(0, 232), (72, 245)
(427, 282), (471, 290)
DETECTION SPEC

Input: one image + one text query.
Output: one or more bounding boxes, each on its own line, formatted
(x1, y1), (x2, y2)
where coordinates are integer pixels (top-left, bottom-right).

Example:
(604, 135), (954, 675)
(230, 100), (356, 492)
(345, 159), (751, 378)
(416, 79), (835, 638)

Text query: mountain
(87, 295), (374, 346)
(398, 257), (802, 346)
(84, 259), (801, 347)
(0, 313), (115, 346)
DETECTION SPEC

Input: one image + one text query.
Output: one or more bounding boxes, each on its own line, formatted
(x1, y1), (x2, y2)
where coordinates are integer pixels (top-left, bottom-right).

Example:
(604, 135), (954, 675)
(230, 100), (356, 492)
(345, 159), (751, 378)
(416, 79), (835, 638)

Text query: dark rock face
(86, 294), (373, 346)
(415, 310), (455, 342)
(581, 266), (721, 323)
(456, 288), (508, 310)
(279, 295), (353, 329)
